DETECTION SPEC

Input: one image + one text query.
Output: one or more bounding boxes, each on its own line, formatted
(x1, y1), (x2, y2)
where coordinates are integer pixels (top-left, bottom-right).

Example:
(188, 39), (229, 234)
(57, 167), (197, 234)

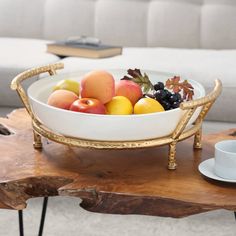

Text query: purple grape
(154, 82), (164, 91)
(161, 100), (171, 110)
(172, 101), (180, 109)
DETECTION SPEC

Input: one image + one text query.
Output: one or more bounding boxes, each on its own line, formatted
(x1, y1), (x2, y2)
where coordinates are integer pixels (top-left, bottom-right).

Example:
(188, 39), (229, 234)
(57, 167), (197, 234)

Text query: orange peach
(115, 80), (143, 105)
(47, 90), (78, 110)
(80, 70), (115, 104)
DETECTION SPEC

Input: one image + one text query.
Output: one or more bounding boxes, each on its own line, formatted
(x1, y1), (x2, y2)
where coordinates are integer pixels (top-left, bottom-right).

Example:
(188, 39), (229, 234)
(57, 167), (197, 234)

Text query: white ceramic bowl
(27, 69), (205, 141)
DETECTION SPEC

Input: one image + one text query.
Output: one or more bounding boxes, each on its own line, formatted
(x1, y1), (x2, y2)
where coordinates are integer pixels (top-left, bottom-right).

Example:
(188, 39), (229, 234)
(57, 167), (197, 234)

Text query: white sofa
(0, 0), (236, 122)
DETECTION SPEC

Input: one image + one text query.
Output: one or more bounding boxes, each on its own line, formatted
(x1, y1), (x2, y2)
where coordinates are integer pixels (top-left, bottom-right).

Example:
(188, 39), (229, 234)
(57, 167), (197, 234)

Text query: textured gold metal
(194, 126), (202, 149)
(32, 120), (202, 149)
(168, 141), (177, 170)
(180, 80), (222, 110)
(11, 63), (63, 150)
(172, 108), (197, 140)
(195, 102), (214, 125)
(33, 130), (43, 149)
(11, 63), (222, 170)
(11, 63), (64, 119)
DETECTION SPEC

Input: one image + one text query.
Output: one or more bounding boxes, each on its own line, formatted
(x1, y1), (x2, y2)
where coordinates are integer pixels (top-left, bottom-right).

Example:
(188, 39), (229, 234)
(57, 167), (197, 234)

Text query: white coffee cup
(214, 140), (236, 179)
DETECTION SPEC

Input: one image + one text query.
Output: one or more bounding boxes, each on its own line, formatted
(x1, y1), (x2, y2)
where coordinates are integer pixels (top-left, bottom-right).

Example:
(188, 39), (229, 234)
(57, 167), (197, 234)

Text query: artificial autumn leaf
(165, 76), (194, 101)
(165, 76), (182, 93)
(121, 69), (154, 93)
(182, 80), (194, 100)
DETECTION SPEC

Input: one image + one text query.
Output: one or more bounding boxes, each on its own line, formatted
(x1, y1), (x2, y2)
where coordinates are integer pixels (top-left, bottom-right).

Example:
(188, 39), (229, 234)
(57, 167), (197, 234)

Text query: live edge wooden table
(0, 109), (236, 235)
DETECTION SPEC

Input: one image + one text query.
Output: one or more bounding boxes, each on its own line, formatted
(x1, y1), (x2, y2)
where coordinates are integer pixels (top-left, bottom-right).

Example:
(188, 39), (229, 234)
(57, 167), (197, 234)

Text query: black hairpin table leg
(234, 212), (236, 220)
(38, 197), (48, 236)
(18, 197), (48, 236)
(18, 210), (24, 236)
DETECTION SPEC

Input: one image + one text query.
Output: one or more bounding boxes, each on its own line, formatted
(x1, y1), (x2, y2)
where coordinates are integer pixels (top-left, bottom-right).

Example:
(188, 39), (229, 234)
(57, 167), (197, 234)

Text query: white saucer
(198, 158), (236, 183)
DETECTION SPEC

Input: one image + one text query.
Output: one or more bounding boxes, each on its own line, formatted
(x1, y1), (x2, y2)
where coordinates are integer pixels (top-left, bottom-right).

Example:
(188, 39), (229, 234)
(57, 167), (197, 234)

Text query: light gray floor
(0, 108), (236, 236)
(1, 197), (236, 236)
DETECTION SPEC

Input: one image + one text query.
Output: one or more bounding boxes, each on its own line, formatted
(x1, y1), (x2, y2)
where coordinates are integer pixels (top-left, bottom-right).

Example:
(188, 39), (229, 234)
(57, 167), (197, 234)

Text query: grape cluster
(154, 82), (182, 110)
(144, 82), (183, 111)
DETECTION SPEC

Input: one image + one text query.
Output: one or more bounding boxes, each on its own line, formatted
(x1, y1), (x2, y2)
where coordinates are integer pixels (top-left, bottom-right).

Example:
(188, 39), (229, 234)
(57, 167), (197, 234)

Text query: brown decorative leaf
(165, 76), (194, 101)
(121, 69), (154, 93)
(182, 80), (194, 100)
(121, 75), (131, 81)
(165, 76), (182, 93)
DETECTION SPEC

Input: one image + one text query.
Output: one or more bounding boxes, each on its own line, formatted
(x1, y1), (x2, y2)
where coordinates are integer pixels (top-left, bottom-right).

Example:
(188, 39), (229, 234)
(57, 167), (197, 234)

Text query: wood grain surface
(0, 109), (236, 218)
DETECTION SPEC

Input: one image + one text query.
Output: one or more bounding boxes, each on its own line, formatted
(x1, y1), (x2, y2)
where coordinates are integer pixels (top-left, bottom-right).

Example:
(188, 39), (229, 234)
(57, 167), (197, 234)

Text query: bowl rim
(28, 69), (206, 118)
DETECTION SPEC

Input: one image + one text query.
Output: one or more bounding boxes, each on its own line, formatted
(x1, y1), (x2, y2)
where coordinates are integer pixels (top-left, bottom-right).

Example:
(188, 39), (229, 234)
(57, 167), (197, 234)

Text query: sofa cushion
(0, 0), (45, 39)
(1, 0), (236, 49)
(0, 38), (59, 107)
(61, 47), (236, 122)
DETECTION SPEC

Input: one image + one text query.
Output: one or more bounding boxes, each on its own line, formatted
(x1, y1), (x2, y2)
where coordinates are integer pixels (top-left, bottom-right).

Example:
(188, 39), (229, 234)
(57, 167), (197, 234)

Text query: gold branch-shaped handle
(172, 79), (222, 140)
(11, 63), (64, 117)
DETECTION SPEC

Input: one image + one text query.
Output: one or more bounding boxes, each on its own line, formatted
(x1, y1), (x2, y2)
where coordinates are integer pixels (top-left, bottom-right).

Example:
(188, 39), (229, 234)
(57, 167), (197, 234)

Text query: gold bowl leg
(168, 141), (177, 170)
(33, 130), (42, 149)
(194, 127), (202, 149)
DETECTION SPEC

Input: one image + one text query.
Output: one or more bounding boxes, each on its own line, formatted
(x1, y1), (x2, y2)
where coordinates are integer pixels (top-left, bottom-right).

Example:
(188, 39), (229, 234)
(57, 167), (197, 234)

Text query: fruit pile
(47, 69), (194, 115)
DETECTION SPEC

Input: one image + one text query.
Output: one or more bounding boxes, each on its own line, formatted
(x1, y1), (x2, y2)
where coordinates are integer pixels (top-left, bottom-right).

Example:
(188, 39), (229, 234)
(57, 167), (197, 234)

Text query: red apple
(69, 98), (106, 114)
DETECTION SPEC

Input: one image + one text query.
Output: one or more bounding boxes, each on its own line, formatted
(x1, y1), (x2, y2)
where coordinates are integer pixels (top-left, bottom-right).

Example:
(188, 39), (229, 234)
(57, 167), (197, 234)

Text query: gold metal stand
(11, 63), (222, 170)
